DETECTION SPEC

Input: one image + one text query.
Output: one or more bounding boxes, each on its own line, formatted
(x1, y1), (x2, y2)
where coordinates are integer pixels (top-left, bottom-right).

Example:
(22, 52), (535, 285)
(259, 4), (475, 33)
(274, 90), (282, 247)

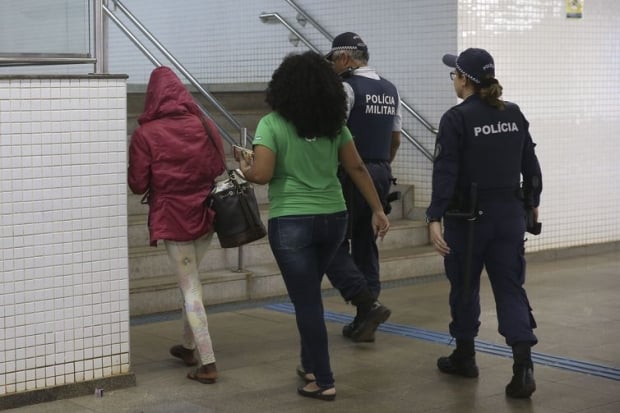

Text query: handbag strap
(199, 115), (253, 190)
(227, 168), (243, 192)
(237, 186), (263, 229)
(199, 115), (227, 169)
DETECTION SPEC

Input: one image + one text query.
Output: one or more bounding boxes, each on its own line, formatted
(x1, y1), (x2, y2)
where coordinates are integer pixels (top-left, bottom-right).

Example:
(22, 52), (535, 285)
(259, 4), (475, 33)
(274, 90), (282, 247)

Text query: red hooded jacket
(128, 66), (226, 246)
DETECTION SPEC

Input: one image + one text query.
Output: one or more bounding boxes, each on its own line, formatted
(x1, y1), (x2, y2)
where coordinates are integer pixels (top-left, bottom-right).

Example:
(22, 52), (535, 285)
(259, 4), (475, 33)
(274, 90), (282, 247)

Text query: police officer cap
(442, 48), (495, 85)
(325, 32), (368, 60)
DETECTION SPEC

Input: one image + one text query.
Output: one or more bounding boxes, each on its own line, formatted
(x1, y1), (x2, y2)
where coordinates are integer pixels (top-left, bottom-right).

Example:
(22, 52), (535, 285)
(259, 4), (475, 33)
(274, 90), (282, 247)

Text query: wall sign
(566, 0), (583, 18)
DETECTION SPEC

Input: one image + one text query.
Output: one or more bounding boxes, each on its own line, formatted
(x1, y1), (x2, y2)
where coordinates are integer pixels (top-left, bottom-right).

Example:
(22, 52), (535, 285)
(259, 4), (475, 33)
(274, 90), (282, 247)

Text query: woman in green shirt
(238, 51), (389, 401)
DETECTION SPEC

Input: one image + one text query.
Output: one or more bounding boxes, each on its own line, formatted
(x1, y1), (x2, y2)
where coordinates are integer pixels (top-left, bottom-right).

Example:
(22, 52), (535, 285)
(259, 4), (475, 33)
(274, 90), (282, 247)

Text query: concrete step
(127, 181), (412, 220)
(128, 217), (429, 281)
(129, 245), (443, 316)
(127, 179), (417, 283)
(127, 195), (414, 248)
(129, 235), (273, 279)
(127, 179), (271, 218)
(124, 84), (435, 317)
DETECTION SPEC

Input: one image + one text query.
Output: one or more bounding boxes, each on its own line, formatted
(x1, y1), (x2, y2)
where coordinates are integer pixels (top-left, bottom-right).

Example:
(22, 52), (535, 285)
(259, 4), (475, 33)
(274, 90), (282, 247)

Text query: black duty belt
(476, 187), (521, 202)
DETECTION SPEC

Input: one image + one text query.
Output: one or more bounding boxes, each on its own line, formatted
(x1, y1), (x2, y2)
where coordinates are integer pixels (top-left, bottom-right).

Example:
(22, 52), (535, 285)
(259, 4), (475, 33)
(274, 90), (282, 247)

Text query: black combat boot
(342, 309), (360, 339)
(344, 289), (391, 343)
(342, 290), (367, 339)
(506, 342), (536, 398)
(437, 338), (479, 378)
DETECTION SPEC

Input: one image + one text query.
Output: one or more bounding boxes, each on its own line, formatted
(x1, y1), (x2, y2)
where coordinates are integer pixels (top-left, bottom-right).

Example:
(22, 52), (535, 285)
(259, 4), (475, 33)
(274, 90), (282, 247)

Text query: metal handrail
(400, 100), (439, 136)
(262, 1), (438, 158)
(282, 0), (333, 41)
(94, 0), (105, 73)
(0, 55), (96, 66)
(103, 4), (234, 145)
(402, 130), (434, 161)
(259, 13), (321, 54)
(103, 8), (161, 67)
(106, 0), (244, 145)
(104, 1), (253, 268)
(259, 13), (433, 161)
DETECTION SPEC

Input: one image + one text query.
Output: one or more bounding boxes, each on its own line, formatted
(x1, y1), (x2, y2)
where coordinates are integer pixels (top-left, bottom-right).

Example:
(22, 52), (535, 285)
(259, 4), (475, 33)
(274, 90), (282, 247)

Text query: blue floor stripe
(265, 302), (620, 382)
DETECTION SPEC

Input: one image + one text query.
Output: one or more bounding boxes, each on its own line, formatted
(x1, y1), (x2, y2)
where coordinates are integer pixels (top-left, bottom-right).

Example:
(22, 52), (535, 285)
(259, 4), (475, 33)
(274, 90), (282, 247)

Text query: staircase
(126, 85), (443, 316)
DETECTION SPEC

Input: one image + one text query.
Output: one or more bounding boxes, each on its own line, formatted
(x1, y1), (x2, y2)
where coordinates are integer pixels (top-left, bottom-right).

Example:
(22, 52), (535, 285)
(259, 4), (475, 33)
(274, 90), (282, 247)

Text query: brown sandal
(187, 363), (218, 384)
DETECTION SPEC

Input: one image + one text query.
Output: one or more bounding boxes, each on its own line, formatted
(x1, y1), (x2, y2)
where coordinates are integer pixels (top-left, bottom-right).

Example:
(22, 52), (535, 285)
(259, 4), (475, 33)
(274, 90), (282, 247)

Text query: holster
(522, 186), (542, 235)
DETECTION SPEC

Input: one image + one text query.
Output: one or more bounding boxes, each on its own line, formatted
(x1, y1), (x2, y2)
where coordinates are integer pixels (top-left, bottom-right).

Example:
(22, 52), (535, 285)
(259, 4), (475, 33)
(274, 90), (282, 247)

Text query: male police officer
(426, 48), (542, 398)
(323, 32), (401, 342)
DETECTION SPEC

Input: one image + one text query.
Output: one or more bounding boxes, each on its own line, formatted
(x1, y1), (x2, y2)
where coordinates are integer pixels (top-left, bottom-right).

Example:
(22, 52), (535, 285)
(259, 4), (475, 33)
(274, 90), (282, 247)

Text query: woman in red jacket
(128, 66), (225, 384)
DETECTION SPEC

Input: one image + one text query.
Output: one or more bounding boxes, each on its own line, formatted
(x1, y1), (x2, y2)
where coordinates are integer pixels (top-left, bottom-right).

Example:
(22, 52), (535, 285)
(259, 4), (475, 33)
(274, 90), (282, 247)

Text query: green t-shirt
(253, 111), (353, 219)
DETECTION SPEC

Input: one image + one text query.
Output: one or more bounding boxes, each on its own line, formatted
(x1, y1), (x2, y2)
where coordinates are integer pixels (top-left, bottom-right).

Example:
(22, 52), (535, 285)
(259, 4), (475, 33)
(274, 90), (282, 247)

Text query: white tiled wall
(455, 1), (620, 251)
(102, 0), (620, 252)
(2, 0), (615, 256)
(0, 76), (130, 395)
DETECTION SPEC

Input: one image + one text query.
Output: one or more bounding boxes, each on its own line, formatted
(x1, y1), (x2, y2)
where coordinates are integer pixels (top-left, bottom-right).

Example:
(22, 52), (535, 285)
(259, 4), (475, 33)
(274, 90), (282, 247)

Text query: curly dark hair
(266, 51), (347, 139)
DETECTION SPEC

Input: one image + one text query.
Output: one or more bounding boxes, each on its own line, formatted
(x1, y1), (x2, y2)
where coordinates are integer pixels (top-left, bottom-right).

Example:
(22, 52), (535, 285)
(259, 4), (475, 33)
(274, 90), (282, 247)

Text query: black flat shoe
(296, 366), (316, 383)
(297, 385), (336, 401)
(170, 345), (198, 366)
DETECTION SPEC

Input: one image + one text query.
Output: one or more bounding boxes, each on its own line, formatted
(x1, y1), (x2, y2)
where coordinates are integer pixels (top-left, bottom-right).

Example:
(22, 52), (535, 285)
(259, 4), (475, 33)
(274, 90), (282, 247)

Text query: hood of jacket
(138, 66), (201, 125)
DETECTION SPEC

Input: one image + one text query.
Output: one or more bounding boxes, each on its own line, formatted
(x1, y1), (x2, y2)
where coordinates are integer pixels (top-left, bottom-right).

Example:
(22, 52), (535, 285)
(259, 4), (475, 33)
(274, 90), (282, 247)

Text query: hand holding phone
(232, 145), (254, 162)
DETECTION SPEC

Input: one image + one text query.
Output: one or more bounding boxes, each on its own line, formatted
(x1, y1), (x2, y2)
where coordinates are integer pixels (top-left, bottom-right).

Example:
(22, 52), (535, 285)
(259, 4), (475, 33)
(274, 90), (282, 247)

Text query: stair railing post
(235, 128), (249, 272)
(93, 0), (107, 73)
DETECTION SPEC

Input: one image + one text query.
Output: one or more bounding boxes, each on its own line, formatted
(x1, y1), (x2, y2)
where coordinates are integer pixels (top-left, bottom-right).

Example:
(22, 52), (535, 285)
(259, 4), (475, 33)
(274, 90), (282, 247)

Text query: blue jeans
(268, 211), (348, 389)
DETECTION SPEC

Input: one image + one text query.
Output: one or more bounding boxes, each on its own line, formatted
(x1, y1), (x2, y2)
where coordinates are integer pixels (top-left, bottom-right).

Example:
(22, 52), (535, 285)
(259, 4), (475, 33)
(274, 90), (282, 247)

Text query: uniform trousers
(325, 161), (392, 299)
(443, 199), (538, 346)
(268, 211), (348, 389)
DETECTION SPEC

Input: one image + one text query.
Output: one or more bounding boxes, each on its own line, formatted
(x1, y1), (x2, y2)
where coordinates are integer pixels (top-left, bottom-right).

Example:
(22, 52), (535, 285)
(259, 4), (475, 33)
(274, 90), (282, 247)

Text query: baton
(445, 183), (479, 305)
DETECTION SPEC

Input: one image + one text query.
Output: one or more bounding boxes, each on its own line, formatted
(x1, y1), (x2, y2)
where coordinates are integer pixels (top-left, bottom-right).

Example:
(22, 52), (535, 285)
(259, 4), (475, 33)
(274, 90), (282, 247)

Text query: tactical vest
(344, 75), (398, 161)
(452, 98), (526, 202)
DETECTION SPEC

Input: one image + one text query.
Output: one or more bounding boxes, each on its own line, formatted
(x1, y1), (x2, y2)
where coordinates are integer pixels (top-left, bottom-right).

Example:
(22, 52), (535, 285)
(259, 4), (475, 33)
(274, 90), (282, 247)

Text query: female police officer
(426, 48), (542, 399)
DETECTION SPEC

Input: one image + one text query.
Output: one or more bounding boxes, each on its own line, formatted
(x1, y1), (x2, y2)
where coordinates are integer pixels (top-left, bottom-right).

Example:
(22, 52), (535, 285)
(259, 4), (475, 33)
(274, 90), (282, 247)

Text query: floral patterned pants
(164, 232), (215, 365)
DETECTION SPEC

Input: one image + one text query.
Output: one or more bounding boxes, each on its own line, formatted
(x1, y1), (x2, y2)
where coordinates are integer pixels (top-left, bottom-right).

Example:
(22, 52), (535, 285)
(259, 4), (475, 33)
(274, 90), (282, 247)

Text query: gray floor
(6, 250), (620, 413)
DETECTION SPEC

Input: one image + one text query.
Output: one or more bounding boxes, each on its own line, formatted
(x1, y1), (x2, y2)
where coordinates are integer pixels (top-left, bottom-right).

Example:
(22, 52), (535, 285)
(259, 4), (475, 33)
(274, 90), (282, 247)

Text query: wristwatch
(426, 216), (441, 224)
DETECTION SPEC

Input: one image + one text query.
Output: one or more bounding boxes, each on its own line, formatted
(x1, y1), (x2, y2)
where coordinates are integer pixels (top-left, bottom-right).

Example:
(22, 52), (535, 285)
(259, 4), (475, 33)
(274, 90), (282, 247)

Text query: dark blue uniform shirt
(427, 95), (542, 219)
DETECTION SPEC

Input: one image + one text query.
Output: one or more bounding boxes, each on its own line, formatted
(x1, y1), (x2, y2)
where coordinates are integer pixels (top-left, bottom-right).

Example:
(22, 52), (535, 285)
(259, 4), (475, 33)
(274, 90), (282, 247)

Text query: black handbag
(200, 116), (266, 248)
(206, 168), (266, 249)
